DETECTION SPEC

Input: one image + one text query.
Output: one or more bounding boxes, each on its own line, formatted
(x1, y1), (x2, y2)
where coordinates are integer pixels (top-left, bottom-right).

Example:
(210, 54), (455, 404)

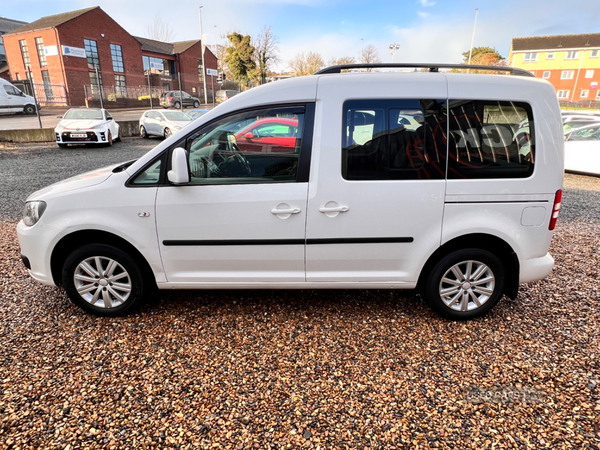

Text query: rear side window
(342, 99), (446, 180)
(447, 100), (534, 179)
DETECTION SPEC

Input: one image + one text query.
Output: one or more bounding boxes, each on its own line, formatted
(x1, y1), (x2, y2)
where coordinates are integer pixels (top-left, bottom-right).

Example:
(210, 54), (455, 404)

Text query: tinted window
(447, 100), (534, 179)
(185, 106), (307, 184)
(342, 99), (446, 180)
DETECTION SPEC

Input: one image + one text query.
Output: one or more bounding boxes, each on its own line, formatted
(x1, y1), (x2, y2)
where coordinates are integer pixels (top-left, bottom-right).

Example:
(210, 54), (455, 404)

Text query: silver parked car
(139, 110), (193, 139)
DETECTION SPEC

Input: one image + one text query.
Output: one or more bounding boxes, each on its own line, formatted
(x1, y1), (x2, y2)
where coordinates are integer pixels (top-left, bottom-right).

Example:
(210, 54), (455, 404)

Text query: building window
(198, 59), (204, 82)
(591, 50), (599, 58)
(557, 90), (569, 99)
(523, 52), (537, 62)
(89, 71), (103, 96)
(596, 91), (600, 100)
(110, 44), (124, 73)
(35, 37), (47, 67)
(581, 90), (589, 98)
(565, 50), (579, 60)
(585, 70), (594, 79)
(547, 52), (554, 60)
(143, 56), (172, 76)
(41, 70), (53, 100)
(114, 74), (126, 98)
(84, 39), (100, 70)
(561, 70), (574, 80)
(542, 71), (551, 79)
(19, 39), (31, 69)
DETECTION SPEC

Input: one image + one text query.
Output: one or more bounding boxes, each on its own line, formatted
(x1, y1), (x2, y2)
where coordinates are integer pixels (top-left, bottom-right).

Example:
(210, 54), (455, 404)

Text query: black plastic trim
(162, 237), (414, 246)
(315, 63), (535, 77)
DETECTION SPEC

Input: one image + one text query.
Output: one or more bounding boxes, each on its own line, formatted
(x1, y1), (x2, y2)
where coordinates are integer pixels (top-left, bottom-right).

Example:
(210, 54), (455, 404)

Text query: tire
(164, 128), (172, 139)
(24, 104), (36, 114)
(57, 143), (68, 148)
(140, 125), (148, 138)
(62, 244), (148, 316)
(174, 101), (181, 109)
(424, 248), (505, 320)
(193, 100), (199, 108)
(116, 127), (122, 142)
(106, 131), (113, 147)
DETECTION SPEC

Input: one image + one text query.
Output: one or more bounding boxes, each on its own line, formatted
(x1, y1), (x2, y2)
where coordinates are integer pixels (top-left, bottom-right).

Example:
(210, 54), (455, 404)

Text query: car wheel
(193, 100), (199, 108)
(62, 244), (148, 316)
(116, 127), (122, 142)
(106, 131), (113, 146)
(57, 143), (68, 148)
(424, 248), (505, 320)
(174, 101), (181, 109)
(24, 104), (36, 114)
(140, 126), (148, 138)
(164, 128), (172, 139)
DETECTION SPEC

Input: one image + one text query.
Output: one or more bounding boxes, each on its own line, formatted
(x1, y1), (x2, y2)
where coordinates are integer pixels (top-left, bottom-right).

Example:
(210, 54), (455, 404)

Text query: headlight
(23, 201), (47, 226)
(90, 124), (106, 130)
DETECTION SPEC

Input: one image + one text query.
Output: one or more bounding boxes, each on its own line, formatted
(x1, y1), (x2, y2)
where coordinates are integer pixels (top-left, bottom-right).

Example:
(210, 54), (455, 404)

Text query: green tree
(225, 32), (256, 88)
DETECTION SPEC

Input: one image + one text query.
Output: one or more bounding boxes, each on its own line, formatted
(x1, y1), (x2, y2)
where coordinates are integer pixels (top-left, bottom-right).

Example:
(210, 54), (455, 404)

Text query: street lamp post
(199, 6), (208, 105)
(389, 44), (400, 61)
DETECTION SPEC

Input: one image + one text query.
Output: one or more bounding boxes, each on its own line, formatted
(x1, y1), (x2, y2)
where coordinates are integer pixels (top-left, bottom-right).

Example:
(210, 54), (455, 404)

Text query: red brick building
(2, 7), (217, 106)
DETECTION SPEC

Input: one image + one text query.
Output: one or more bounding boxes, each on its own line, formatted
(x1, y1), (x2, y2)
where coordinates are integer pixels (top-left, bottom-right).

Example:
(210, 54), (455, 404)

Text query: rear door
(305, 74), (448, 284)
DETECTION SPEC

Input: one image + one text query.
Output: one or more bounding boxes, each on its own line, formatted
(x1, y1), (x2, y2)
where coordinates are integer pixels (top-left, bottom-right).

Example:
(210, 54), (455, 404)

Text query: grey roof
(134, 37), (203, 57)
(3, 7), (97, 36)
(511, 33), (600, 52)
(173, 40), (200, 54)
(0, 17), (28, 34)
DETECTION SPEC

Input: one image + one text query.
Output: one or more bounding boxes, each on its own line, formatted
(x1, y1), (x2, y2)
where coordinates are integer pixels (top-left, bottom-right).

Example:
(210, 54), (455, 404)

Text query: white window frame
(557, 90), (570, 99)
(542, 71), (551, 79)
(585, 70), (594, 79)
(523, 52), (537, 62)
(591, 50), (599, 58)
(565, 50), (579, 60)
(561, 70), (574, 80)
(596, 90), (600, 100)
(546, 52), (554, 60)
(580, 90), (589, 98)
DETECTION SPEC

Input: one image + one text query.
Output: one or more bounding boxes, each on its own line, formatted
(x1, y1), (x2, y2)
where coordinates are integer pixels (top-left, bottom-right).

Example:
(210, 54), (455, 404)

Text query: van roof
(316, 63), (534, 77)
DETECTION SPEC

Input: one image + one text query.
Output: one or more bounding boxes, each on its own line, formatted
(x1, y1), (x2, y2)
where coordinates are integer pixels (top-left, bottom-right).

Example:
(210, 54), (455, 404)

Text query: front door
(155, 104), (313, 284)
(305, 76), (448, 284)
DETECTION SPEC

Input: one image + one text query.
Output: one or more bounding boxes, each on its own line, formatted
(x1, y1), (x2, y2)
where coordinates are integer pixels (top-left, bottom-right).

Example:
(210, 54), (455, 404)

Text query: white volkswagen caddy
(17, 64), (564, 320)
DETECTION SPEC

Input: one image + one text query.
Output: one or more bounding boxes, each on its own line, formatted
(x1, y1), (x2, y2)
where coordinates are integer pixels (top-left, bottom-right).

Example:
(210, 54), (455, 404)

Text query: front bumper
(56, 129), (108, 144)
(17, 220), (60, 286)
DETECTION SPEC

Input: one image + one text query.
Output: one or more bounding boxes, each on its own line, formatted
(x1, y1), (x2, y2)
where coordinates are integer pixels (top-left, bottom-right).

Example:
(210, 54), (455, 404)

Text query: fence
(12, 80), (68, 107)
(83, 85), (168, 109)
(559, 100), (600, 110)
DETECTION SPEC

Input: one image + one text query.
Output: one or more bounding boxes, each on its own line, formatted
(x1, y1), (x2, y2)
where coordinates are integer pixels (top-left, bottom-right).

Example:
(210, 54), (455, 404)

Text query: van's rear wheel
(62, 244), (147, 316)
(424, 249), (505, 320)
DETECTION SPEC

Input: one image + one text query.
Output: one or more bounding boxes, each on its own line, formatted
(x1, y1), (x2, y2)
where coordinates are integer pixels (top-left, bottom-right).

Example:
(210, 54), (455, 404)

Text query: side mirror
(243, 132), (255, 140)
(167, 147), (190, 185)
(56, 116), (63, 119)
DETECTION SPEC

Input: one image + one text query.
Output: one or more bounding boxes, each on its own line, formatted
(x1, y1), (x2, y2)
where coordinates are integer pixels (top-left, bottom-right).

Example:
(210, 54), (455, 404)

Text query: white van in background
(0, 78), (39, 115)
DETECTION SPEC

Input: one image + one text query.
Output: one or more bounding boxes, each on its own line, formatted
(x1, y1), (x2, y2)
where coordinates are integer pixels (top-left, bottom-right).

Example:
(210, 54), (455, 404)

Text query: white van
(0, 78), (38, 115)
(17, 64), (564, 320)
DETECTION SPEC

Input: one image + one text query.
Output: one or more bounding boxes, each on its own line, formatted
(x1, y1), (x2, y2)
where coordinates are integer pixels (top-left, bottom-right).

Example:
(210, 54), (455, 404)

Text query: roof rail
(315, 63), (535, 77)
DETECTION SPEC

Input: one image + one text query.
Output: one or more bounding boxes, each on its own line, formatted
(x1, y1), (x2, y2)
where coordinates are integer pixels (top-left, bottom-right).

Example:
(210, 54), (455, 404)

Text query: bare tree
(253, 26), (280, 84)
(328, 56), (356, 66)
(290, 52), (324, 76)
(361, 44), (381, 64)
(144, 14), (176, 42)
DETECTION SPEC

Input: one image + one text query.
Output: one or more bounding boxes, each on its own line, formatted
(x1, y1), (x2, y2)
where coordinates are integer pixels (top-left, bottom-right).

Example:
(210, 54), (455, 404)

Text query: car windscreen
(162, 111), (192, 121)
(63, 109), (104, 120)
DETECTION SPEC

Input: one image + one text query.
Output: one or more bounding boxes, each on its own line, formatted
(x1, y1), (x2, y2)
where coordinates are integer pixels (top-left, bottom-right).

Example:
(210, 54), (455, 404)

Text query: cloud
(417, 0), (436, 6)
(417, 11), (430, 18)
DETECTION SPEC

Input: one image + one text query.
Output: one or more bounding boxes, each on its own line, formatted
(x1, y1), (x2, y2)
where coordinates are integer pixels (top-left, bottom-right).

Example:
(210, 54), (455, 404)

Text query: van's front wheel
(62, 244), (147, 316)
(424, 249), (505, 320)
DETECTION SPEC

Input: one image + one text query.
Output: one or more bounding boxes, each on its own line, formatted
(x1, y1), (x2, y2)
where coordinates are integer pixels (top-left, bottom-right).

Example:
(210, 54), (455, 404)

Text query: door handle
(319, 206), (349, 213)
(271, 207), (301, 215)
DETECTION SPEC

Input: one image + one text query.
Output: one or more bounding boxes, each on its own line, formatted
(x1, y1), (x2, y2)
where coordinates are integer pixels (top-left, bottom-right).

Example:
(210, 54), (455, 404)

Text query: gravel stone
(1, 143), (599, 449)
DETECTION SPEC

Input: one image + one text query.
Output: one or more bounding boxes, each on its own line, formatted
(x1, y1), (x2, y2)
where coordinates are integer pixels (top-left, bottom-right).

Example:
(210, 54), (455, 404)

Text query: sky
(2, 0), (600, 72)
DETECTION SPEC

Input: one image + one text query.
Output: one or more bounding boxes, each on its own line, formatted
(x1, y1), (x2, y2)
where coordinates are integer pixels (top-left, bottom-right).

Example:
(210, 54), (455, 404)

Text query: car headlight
(23, 201), (47, 226)
(90, 124), (106, 130)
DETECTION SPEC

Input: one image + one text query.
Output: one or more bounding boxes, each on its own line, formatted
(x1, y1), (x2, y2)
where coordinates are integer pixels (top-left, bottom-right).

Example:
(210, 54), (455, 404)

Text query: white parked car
(564, 122), (600, 176)
(139, 110), (192, 139)
(17, 63), (565, 320)
(55, 108), (121, 147)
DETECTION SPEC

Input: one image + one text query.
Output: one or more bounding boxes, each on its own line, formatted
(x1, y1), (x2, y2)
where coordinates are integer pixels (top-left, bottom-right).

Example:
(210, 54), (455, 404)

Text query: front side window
(342, 99), (444, 180)
(19, 39), (30, 69)
(524, 52), (537, 62)
(447, 100), (535, 179)
(561, 70), (574, 80)
(185, 106), (308, 184)
(84, 39), (100, 70)
(110, 44), (124, 73)
(565, 51), (579, 60)
(35, 37), (46, 67)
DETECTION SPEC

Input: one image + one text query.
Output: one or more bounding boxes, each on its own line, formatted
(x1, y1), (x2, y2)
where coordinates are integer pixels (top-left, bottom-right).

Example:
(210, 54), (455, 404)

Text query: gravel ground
(0, 154), (599, 448)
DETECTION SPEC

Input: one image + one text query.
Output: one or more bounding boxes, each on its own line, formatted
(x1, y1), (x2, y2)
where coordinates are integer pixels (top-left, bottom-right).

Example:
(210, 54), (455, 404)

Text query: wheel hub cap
(73, 256), (132, 309)
(439, 260), (495, 312)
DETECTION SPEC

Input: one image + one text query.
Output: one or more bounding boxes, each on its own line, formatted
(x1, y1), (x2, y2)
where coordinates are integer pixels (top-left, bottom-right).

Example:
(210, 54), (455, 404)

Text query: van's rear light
(549, 189), (562, 230)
